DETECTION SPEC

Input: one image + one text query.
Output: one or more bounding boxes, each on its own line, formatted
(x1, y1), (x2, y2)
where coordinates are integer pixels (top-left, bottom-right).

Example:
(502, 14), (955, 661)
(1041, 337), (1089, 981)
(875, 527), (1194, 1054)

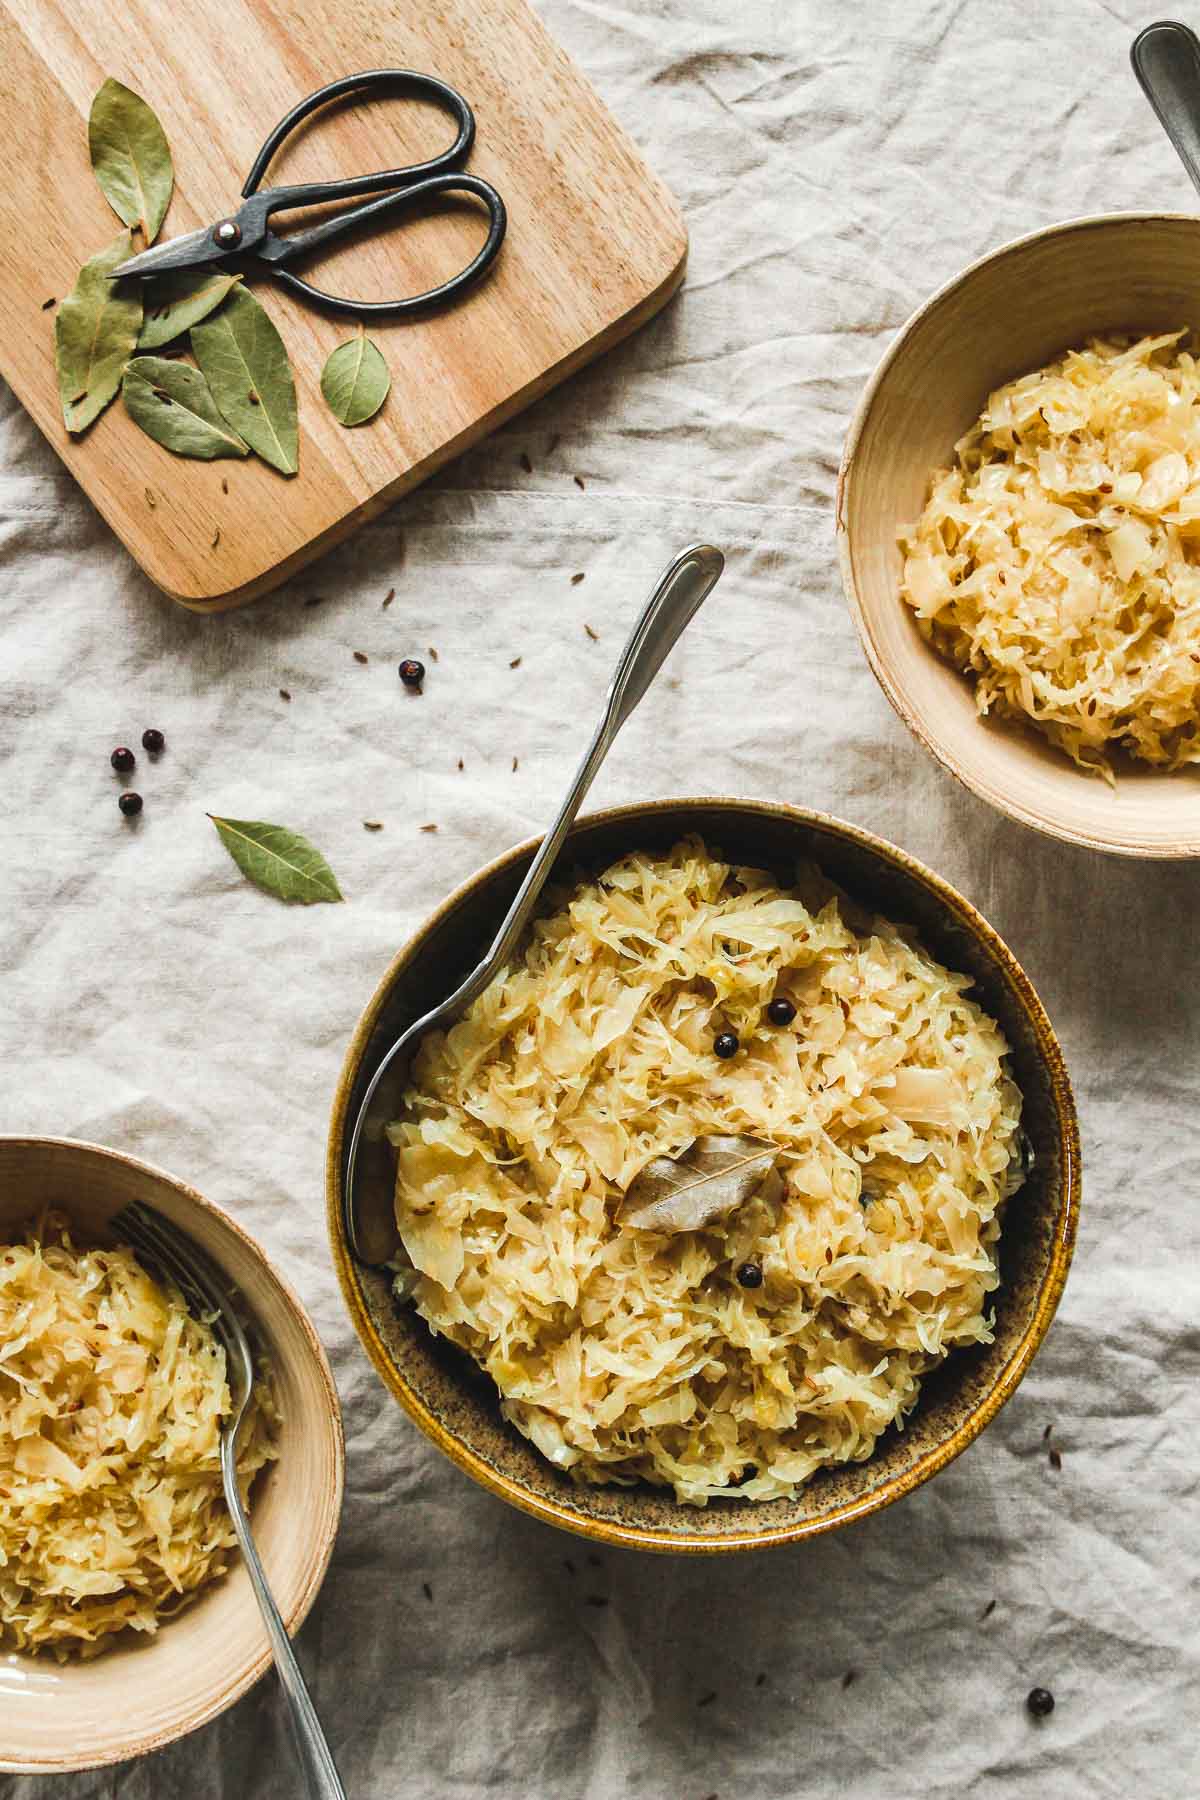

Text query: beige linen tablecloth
(4, 1), (1199, 1794)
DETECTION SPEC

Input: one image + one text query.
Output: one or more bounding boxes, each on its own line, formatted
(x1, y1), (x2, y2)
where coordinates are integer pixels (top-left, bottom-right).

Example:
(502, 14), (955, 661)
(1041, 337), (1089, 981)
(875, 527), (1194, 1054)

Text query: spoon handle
(1132, 20), (1200, 199)
(481, 543), (724, 976)
(341, 543), (724, 1265)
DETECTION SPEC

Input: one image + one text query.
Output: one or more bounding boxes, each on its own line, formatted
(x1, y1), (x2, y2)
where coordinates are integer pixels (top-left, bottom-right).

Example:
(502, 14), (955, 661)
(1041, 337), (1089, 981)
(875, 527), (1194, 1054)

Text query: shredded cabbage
(0, 1212), (278, 1658)
(390, 841), (1024, 1506)
(900, 330), (1200, 779)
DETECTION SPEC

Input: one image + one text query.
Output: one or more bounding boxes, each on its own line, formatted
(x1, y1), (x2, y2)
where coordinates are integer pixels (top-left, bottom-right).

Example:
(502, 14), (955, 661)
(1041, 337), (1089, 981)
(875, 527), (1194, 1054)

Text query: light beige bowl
(0, 1137), (344, 1775)
(838, 211), (1200, 858)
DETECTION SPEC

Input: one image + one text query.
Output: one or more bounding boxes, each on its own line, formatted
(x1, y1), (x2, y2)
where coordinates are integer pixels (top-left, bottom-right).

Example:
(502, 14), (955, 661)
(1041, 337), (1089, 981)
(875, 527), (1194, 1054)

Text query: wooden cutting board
(0, 0), (686, 611)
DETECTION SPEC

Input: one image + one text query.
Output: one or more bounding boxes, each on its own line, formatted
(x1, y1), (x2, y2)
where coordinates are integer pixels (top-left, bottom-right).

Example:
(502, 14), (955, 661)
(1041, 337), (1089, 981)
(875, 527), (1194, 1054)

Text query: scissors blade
(109, 226), (228, 280)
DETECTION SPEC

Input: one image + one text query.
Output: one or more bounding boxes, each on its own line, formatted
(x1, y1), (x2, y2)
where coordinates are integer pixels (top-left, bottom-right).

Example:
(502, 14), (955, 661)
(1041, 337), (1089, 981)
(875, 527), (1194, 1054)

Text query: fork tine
(117, 1205), (231, 1342)
(114, 1201), (255, 1409)
(117, 1204), (211, 1315)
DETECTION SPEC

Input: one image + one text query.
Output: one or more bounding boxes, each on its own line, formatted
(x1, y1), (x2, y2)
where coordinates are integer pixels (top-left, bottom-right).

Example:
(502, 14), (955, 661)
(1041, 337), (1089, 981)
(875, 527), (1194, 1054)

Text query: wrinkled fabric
(3, 0), (1199, 1794)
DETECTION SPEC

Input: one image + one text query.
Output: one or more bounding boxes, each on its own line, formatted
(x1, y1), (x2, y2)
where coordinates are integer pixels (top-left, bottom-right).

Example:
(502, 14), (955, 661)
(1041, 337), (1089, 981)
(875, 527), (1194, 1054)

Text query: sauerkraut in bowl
(901, 330), (1200, 780)
(0, 1212), (278, 1660)
(387, 839), (1026, 1508)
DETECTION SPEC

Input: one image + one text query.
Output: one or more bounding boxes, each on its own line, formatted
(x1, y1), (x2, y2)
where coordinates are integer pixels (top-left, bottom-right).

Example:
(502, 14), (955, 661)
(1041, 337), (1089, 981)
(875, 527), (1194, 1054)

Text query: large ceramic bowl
(839, 212), (1200, 857)
(327, 799), (1079, 1553)
(0, 1137), (344, 1775)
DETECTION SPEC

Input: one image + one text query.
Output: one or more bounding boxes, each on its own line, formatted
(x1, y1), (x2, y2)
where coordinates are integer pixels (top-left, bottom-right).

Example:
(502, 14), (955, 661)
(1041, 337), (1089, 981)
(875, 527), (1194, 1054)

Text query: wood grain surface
(0, 0), (687, 610)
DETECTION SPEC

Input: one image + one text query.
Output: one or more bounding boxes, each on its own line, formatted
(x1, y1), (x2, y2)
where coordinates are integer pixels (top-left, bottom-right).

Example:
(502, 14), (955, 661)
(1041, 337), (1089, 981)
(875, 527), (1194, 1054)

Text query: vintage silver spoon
(341, 542), (725, 1265)
(1132, 19), (1200, 191)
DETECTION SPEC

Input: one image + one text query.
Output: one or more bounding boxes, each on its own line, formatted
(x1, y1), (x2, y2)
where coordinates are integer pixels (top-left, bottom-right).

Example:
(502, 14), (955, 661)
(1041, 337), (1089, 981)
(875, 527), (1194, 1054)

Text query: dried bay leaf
(137, 271), (242, 350)
(123, 356), (249, 459)
(88, 79), (173, 242)
(208, 816), (343, 904)
(320, 332), (391, 426)
(54, 232), (143, 433)
(620, 1135), (781, 1234)
(191, 288), (299, 475)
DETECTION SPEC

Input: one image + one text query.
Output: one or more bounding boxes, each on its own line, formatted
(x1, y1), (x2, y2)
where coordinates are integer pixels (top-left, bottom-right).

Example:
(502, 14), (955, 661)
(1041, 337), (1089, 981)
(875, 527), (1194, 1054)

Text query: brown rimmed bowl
(839, 211), (1200, 857)
(327, 799), (1079, 1554)
(0, 1137), (344, 1775)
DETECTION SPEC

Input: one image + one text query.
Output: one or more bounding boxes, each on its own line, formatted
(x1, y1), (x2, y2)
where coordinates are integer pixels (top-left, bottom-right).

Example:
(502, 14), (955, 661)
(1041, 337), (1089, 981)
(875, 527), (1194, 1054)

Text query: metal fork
(116, 1201), (347, 1800)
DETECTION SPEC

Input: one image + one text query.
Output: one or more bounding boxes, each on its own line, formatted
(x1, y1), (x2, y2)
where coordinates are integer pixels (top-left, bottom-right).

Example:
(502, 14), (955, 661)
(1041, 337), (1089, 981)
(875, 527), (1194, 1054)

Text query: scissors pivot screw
(213, 219), (243, 249)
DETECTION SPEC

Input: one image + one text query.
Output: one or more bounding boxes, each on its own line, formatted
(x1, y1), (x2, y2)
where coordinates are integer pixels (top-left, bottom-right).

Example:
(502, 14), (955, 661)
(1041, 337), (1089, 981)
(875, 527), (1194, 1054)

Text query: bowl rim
(837, 207), (1200, 860)
(0, 1133), (345, 1775)
(326, 796), (1080, 1554)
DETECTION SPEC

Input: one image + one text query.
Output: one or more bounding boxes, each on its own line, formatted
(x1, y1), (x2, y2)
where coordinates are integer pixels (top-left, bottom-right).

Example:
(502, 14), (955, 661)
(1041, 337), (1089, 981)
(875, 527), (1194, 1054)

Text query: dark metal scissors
(111, 70), (507, 320)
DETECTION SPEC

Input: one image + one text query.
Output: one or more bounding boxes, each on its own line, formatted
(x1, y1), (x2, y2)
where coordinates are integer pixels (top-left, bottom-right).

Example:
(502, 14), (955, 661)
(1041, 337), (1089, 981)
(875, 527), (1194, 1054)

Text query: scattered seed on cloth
(383, 587), (395, 609)
(571, 572), (585, 585)
(585, 623), (598, 640)
(279, 689), (291, 701)
(510, 656), (522, 668)
(420, 823), (438, 833)
(363, 821), (383, 831)
(353, 651), (368, 664)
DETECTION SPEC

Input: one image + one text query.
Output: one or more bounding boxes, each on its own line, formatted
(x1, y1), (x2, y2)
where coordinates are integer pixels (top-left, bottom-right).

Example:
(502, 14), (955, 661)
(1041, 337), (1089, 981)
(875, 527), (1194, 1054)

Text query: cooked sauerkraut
(389, 841), (1024, 1506)
(900, 330), (1200, 777)
(0, 1212), (278, 1658)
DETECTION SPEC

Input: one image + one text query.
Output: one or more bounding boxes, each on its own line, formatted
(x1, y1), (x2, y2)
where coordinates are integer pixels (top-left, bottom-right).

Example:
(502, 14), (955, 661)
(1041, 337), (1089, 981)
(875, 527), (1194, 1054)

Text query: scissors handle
(242, 69), (476, 204)
(239, 68), (507, 319)
(260, 173), (508, 319)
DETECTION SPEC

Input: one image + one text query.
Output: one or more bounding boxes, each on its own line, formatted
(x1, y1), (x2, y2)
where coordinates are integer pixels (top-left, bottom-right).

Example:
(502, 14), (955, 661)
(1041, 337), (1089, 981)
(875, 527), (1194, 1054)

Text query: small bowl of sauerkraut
(839, 211), (1200, 855)
(0, 1137), (343, 1775)
(328, 799), (1079, 1553)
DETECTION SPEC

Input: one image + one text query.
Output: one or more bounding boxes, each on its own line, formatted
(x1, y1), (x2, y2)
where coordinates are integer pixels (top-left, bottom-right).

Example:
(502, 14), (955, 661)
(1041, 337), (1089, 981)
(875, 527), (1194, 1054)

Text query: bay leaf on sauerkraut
(619, 1135), (780, 1233)
(389, 840), (1025, 1507)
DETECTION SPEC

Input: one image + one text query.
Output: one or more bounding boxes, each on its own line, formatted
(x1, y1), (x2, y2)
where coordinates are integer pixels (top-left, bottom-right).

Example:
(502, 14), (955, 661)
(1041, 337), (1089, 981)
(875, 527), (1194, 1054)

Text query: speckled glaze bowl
(327, 800), (1079, 1552)
(0, 1137), (344, 1774)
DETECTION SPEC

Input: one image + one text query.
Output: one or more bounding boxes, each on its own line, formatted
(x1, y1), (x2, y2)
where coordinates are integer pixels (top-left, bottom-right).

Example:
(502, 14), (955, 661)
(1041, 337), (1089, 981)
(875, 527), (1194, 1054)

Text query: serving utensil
(116, 1201), (346, 1800)
(342, 541), (725, 1265)
(1131, 20), (1200, 193)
